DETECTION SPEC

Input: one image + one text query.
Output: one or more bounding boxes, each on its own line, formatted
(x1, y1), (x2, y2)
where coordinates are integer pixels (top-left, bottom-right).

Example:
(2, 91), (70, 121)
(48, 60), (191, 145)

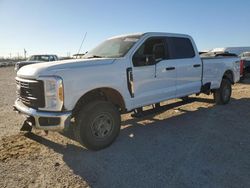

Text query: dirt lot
(0, 66), (250, 188)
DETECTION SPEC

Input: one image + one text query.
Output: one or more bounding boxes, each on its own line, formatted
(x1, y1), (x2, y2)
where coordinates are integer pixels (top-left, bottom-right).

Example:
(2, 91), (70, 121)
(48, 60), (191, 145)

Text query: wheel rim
(91, 113), (114, 139)
(222, 84), (231, 101)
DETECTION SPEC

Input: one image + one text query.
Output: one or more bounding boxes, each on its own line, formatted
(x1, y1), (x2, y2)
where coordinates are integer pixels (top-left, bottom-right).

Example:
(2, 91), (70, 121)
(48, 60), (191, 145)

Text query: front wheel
(73, 101), (121, 150)
(213, 78), (232, 105)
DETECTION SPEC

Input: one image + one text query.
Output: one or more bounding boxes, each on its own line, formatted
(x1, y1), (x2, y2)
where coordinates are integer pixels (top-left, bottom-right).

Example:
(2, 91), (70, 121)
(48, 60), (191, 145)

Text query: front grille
(16, 78), (45, 109)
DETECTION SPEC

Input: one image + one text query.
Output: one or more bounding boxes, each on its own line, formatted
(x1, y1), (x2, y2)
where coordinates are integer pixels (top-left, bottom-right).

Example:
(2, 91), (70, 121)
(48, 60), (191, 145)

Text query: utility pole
(24, 49), (27, 59)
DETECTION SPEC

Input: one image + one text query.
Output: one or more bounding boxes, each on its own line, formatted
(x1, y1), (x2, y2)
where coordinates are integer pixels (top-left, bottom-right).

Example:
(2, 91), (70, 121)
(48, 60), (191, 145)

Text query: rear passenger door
(167, 37), (202, 97)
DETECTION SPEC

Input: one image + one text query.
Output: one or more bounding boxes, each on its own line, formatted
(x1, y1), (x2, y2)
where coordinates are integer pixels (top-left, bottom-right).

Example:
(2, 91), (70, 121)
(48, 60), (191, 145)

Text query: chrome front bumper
(14, 100), (72, 131)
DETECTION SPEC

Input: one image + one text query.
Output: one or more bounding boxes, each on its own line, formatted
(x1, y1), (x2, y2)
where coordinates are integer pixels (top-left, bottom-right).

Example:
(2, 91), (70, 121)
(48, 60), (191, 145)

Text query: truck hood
(16, 61), (46, 70)
(17, 58), (116, 79)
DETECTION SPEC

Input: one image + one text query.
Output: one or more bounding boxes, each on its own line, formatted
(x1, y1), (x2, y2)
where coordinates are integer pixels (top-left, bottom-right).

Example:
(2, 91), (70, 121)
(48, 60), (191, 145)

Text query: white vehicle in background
(239, 52), (250, 77)
(211, 47), (250, 56)
(14, 32), (240, 150)
(15, 54), (59, 71)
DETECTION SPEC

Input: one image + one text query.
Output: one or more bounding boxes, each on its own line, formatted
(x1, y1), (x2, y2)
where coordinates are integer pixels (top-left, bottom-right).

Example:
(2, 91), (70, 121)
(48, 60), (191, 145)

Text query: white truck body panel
(202, 57), (240, 89)
(18, 58), (131, 110)
(15, 32), (240, 131)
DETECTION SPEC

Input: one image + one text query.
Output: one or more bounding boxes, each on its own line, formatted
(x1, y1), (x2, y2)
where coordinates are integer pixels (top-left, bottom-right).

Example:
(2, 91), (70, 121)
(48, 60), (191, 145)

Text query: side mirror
(145, 55), (155, 65)
(132, 55), (154, 66)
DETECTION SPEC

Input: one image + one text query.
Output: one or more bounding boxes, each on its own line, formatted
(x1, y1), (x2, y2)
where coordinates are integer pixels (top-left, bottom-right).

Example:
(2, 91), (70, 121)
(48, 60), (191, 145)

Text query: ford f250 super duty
(14, 32), (240, 150)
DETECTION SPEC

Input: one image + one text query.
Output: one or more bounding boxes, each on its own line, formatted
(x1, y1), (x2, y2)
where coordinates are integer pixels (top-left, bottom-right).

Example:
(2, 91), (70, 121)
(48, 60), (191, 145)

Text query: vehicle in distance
(239, 52), (250, 77)
(201, 51), (238, 57)
(210, 47), (250, 56)
(15, 54), (58, 71)
(14, 32), (240, 150)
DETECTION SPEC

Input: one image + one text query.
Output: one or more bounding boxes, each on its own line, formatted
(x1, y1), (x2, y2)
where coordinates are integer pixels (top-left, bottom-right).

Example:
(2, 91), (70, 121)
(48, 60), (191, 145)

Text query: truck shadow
(239, 75), (250, 84)
(25, 97), (250, 188)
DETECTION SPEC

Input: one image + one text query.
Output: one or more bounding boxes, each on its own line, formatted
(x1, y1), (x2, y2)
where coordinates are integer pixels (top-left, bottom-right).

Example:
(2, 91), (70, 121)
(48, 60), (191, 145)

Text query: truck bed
(201, 56), (240, 89)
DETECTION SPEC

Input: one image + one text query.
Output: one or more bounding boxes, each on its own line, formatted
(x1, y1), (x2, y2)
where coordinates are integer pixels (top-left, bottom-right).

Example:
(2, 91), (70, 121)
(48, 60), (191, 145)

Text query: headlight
(39, 76), (64, 111)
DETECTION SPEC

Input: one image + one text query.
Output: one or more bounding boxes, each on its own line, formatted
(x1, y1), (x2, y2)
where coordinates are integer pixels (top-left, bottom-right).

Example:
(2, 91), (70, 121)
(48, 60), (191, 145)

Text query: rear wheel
(213, 78), (232, 105)
(73, 101), (121, 150)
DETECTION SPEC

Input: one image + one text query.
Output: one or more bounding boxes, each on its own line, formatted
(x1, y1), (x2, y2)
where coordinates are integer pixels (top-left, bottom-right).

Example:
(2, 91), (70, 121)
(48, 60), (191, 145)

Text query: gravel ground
(0, 66), (250, 188)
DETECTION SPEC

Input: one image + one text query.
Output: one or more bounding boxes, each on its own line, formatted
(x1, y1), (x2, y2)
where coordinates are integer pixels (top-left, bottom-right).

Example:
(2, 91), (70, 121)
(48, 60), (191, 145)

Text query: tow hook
(20, 117), (34, 132)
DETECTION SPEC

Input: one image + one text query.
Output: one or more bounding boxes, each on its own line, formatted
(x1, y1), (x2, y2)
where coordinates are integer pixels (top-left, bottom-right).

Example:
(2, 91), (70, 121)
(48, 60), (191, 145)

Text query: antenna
(77, 32), (87, 55)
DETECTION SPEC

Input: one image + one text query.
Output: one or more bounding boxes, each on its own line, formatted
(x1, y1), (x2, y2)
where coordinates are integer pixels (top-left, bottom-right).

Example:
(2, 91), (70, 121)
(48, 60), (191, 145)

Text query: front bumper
(14, 99), (72, 131)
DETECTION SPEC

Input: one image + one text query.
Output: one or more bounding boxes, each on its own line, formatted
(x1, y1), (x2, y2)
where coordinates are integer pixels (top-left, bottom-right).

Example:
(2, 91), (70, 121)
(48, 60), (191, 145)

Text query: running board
(131, 103), (161, 118)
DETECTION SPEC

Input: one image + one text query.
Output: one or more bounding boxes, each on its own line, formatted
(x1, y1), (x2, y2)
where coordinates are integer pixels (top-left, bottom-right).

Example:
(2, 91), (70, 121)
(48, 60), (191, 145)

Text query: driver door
(130, 37), (176, 107)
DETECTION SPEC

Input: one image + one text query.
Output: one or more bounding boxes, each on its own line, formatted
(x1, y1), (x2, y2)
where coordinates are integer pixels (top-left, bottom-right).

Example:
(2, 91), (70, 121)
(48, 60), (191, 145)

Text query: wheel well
(72, 88), (126, 116)
(223, 70), (234, 84)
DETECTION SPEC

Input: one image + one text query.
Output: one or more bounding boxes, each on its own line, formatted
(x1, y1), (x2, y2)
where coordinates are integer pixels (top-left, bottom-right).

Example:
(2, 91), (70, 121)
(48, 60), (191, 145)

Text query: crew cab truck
(14, 32), (240, 150)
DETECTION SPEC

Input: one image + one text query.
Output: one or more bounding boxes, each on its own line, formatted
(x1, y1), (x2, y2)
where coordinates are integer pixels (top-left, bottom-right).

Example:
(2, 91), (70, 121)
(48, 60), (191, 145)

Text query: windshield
(84, 35), (141, 58)
(28, 55), (50, 61)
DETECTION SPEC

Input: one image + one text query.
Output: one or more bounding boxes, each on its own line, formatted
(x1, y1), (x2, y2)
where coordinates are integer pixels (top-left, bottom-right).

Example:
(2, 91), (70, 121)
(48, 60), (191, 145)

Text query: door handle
(193, 64), (201, 68)
(166, 67), (175, 71)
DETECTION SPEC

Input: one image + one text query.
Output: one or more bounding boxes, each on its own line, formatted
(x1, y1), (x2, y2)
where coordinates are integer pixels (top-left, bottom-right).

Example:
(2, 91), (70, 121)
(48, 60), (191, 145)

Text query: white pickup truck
(15, 54), (59, 71)
(14, 32), (240, 150)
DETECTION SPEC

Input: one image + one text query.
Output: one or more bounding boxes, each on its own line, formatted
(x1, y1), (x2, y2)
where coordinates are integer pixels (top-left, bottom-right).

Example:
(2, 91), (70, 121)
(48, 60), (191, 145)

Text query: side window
(167, 37), (195, 59)
(49, 56), (55, 61)
(132, 38), (167, 67)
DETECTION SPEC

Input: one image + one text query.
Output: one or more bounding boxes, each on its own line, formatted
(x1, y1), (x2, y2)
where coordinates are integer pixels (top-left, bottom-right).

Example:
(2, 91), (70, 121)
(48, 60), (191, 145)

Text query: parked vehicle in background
(239, 52), (250, 78)
(14, 32), (240, 150)
(210, 47), (250, 56)
(15, 54), (59, 71)
(201, 51), (238, 58)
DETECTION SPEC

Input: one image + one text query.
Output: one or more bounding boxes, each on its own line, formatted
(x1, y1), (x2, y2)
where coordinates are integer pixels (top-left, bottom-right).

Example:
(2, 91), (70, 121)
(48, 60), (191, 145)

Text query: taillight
(240, 60), (244, 75)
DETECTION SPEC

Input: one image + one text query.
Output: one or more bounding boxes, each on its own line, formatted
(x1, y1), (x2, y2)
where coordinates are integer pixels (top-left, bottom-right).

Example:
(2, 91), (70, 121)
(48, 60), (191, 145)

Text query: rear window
(167, 37), (195, 59)
(29, 55), (50, 61)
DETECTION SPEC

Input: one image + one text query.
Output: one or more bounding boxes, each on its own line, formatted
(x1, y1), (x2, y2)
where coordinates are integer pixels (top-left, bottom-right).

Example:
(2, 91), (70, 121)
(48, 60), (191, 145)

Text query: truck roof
(108, 32), (191, 40)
